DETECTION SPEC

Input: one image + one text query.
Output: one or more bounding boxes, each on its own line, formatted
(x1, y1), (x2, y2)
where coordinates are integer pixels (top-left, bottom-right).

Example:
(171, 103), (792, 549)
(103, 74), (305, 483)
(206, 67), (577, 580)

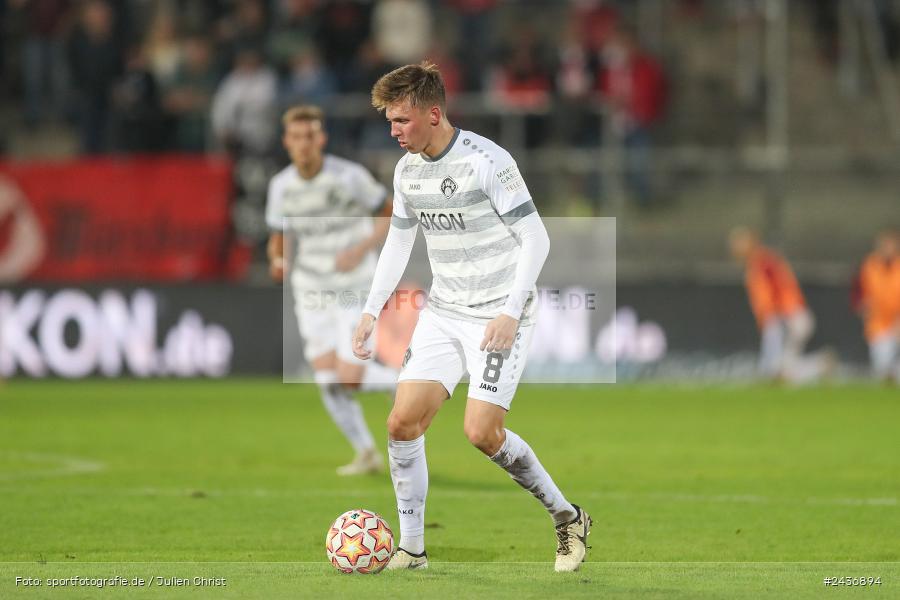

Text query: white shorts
(398, 309), (534, 410)
(294, 290), (369, 364)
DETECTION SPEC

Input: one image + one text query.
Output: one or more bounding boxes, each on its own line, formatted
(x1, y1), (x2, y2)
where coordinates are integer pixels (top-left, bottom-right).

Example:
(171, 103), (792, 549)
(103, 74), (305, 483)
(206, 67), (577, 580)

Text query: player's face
(385, 101), (436, 154)
(283, 120), (326, 167)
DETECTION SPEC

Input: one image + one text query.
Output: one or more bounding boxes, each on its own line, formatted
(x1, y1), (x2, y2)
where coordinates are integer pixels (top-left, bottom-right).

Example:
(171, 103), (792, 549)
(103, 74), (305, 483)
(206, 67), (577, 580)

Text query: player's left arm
(479, 151), (550, 353)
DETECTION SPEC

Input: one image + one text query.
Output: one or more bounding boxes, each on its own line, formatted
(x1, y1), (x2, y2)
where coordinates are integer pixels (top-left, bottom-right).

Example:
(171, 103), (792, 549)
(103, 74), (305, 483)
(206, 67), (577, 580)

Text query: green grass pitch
(0, 380), (898, 598)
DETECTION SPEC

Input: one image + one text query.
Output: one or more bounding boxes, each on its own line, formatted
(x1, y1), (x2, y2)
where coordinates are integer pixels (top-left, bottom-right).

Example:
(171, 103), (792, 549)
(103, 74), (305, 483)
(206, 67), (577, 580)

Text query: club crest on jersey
(440, 176), (458, 198)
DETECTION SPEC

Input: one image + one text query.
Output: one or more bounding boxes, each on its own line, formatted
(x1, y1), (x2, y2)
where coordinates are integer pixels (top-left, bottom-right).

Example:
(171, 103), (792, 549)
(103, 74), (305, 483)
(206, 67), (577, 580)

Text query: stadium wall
(0, 284), (866, 380)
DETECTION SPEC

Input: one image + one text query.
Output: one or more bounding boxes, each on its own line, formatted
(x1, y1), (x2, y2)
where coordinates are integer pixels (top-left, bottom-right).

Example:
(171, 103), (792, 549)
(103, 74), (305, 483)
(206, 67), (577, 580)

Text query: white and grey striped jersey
(266, 155), (387, 291)
(391, 128), (539, 323)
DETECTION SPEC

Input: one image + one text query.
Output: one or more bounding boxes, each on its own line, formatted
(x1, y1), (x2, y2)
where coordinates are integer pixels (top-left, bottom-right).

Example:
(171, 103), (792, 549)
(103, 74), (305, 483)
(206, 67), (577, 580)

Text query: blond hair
(371, 61), (446, 112)
(282, 105), (325, 128)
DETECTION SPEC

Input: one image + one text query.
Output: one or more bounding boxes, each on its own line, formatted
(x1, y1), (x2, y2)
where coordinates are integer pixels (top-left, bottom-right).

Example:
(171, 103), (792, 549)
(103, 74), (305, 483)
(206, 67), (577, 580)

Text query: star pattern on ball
(334, 531), (371, 566)
(331, 556), (352, 574)
(343, 510), (372, 530)
(370, 520), (393, 554)
(357, 555), (387, 574)
(327, 526), (341, 550)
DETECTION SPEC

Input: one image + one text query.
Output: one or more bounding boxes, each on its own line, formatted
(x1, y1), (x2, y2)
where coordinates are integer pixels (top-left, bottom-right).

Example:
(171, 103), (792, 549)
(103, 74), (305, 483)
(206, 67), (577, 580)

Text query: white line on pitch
(0, 452), (105, 482)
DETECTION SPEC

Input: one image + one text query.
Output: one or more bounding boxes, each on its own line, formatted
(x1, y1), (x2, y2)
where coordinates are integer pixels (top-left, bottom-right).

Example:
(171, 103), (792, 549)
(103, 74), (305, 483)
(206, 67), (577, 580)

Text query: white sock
(388, 435), (427, 554)
(314, 370), (375, 453)
(359, 361), (399, 393)
(490, 428), (577, 526)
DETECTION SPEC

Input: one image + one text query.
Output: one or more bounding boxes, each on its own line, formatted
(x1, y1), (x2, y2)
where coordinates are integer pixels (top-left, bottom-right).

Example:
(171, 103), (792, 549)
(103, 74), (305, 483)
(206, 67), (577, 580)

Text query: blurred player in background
(267, 105), (398, 475)
(852, 230), (900, 383)
(353, 62), (591, 572)
(729, 227), (834, 383)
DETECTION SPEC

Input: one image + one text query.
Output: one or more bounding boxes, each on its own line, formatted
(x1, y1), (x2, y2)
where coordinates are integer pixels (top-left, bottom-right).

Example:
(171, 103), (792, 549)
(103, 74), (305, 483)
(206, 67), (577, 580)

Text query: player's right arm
(267, 232), (286, 282)
(265, 173), (288, 283)
(353, 166), (419, 359)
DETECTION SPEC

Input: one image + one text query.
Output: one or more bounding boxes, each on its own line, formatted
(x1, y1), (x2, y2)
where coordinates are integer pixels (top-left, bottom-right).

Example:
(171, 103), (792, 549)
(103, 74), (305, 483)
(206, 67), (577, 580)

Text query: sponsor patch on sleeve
(496, 165), (526, 193)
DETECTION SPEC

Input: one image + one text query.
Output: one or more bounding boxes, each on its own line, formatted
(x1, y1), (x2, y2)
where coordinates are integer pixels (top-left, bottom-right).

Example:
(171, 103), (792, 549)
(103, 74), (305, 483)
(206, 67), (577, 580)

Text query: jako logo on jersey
(440, 176), (458, 198)
(478, 382), (498, 392)
(419, 212), (466, 231)
(398, 509), (414, 515)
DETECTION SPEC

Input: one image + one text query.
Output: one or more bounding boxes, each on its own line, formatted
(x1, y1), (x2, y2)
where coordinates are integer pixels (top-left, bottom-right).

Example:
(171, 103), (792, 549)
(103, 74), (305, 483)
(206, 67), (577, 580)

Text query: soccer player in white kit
(267, 105), (398, 476)
(352, 63), (592, 572)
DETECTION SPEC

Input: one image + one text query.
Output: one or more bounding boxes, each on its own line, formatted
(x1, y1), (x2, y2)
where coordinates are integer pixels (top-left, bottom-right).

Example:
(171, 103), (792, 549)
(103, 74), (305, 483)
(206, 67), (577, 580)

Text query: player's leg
(869, 332), (897, 382)
(385, 380), (448, 568)
(298, 300), (379, 473)
(464, 398), (577, 524)
(464, 398), (590, 572)
(783, 309), (812, 362)
(310, 351), (378, 472)
(319, 302), (394, 475)
(783, 309), (833, 383)
(462, 321), (590, 572)
(326, 354), (388, 475)
(759, 319), (785, 381)
(386, 310), (464, 569)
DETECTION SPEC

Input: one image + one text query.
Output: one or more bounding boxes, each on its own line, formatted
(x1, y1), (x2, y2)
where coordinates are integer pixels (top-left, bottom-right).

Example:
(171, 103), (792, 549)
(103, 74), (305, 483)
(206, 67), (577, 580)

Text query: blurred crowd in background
(0, 0), (674, 157)
(4, 0), (900, 154)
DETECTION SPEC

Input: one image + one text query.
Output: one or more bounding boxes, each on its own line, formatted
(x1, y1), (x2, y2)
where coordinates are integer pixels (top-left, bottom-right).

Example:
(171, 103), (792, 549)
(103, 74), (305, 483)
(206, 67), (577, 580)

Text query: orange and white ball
(325, 509), (394, 574)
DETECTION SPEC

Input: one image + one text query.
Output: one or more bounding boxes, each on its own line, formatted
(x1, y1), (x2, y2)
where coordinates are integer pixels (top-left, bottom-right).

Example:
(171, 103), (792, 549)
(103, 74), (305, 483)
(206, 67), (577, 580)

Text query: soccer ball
(325, 509), (394, 574)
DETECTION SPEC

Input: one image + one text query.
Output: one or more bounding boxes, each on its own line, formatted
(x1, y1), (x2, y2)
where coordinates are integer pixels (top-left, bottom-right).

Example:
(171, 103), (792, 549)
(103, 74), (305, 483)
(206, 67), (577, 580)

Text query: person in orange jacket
(853, 230), (900, 382)
(729, 227), (834, 383)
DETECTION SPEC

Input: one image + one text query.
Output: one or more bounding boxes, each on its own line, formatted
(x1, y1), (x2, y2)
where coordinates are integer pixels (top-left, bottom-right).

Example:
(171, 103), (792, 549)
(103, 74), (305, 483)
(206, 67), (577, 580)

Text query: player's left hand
(335, 244), (367, 272)
(480, 314), (519, 353)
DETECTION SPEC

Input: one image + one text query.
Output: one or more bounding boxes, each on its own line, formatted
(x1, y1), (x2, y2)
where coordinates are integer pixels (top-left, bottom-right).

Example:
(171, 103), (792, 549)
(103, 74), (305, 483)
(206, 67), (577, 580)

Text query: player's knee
(387, 411), (420, 441)
(464, 422), (502, 455)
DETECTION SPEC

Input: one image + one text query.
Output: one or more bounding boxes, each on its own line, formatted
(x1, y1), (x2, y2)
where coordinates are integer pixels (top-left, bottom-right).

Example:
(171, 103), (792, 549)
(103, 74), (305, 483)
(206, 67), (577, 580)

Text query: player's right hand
(352, 314), (376, 360)
(269, 258), (285, 282)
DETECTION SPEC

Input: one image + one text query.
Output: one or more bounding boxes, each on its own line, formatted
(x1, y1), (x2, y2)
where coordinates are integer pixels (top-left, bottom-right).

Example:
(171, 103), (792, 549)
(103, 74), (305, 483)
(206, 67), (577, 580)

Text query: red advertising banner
(0, 156), (248, 282)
